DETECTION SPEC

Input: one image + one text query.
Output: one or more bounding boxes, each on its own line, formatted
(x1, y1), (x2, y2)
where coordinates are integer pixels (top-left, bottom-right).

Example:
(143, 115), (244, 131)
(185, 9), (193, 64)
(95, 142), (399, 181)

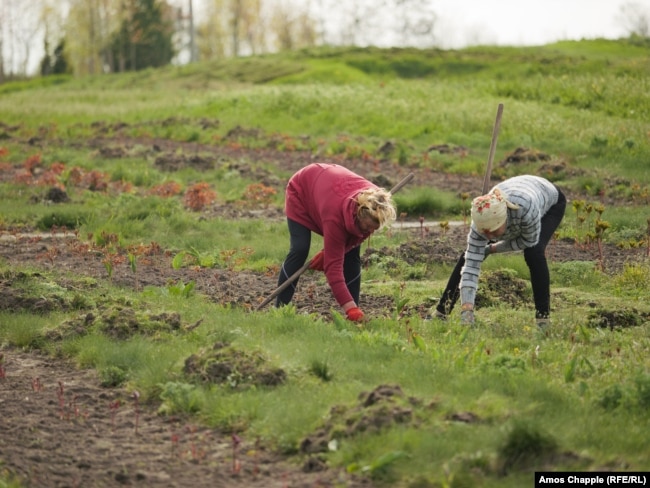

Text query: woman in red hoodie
(276, 163), (397, 322)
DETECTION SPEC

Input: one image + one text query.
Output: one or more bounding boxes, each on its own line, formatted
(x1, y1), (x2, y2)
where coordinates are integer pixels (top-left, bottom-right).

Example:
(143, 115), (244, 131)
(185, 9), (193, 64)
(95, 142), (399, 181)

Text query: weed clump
(586, 308), (643, 330)
(183, 342), (286, 389)
(299, 384), (425, 455)
(497, 422), (559, 475)
(45, 307), (184, 341)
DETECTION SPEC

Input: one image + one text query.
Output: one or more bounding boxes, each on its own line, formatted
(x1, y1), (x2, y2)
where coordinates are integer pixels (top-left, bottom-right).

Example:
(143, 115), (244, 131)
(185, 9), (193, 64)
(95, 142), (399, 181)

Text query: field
(0, 41), (649, 487)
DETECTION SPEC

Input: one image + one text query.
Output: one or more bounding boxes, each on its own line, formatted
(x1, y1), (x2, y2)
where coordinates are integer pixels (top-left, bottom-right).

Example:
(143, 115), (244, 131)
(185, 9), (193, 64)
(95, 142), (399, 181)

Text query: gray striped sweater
(459, 175), (560, 307)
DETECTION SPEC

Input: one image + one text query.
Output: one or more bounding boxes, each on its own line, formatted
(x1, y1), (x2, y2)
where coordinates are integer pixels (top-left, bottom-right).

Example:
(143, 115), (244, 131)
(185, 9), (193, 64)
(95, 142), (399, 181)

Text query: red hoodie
(285, 163), (377, 307)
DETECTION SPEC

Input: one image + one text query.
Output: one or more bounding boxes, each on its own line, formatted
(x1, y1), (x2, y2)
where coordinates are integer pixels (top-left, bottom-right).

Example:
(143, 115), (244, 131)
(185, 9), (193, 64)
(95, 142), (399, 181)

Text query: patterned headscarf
(471, 188), (519, 232)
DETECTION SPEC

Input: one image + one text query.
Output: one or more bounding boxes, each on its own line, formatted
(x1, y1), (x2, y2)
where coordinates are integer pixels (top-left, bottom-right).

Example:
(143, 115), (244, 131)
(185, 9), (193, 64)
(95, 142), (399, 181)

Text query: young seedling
(132, 390), (141, 435)
(70, 394), (80, 419)
(392, 282), (409, 321)
(170, 428), (180, 458)
(128, 252), (139, 291)
(57, 381), (66, 420)
(253, 437), (261, 476)
(36, 246), (59, 267)
(409, 327), (426, 352)
(31, 377), (43, 391)
(0, 353), (5, 380)
(647, 217), (650, 257)
(109, 400), (121, 431)
(594, 218), (610, 272)
(572, 199), (586, 248)
(231, 433), (242, 474)
(102, 252), (126, 283)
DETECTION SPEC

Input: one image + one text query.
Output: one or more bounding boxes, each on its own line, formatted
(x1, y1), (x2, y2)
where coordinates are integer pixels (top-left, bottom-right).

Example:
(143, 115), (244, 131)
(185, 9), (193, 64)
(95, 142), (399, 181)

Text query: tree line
(0, 0), (648, 81)
(0, 0), (438, 79)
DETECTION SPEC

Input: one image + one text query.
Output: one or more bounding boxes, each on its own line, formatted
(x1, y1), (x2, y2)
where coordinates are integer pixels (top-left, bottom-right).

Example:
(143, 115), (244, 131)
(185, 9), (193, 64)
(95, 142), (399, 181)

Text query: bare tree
(199, 0), (231, 57)
(200, 0), (266, 58)
(65, 0), (116, 74)
(617, 2), (650, 37)
(391, 0), (437, 47)
(310, 0), (437, 48)
(335, 0), (387, 46)
(0, 1), (5, 82)
(188, 0), (197, 61)
(269, 0), (318, 51)
(0, 0), (43, 77)
(241, 0), (265, 55)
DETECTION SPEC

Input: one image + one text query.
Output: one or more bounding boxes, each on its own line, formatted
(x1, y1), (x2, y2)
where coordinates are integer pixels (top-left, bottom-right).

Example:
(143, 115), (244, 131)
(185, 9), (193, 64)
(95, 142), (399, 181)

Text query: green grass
(1, 41), (650, 486)
(1, 251), (649, 485)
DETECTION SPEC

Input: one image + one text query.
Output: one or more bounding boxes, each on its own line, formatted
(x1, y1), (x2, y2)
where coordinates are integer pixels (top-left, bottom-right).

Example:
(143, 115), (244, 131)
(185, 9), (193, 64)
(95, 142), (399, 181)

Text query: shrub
(497, 422), (558, 474)
(183, 182), (216, 211)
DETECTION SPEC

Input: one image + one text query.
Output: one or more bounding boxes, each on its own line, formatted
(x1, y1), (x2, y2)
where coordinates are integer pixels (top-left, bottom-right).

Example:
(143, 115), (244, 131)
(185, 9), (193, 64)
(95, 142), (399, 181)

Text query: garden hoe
(482, 103), (504, 194)
(256, 172), (415, 310)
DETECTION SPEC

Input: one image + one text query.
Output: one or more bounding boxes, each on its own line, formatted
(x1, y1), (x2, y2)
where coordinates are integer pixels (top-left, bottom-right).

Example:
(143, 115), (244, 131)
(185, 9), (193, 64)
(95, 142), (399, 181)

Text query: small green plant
(167, 280), (195, 298)
(497, 422), (558, 474)
(158, 382), (203, 415)
(309, 359), (333, 382)
(597, 384), (626, 411)
(647, 217), (650, 257)
(635, 374), (650, 410)
(128, 252), (138, 290)
(99, 365), (128, 387)
(594, 218), (610, 271)
(564, 354), (596, 383)
(392, 282), (409, 321)
(350, 450), (408, 481)
(132, 390), (141, 435)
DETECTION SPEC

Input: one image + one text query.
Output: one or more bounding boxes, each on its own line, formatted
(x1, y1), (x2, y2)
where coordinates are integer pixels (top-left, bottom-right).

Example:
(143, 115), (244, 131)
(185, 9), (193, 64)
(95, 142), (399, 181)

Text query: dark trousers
(436, 189), (566, 319)
(276, 218), (362, 307)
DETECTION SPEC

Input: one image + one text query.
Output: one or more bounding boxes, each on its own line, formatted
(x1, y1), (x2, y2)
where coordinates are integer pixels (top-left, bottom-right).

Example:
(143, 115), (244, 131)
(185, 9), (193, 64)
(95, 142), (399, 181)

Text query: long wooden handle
(256, 172), (415, 311)
(482, 103), (504, 194)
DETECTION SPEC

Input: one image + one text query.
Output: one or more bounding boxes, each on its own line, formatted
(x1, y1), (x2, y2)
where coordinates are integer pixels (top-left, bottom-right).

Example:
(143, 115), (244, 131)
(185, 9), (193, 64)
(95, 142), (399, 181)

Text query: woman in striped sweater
(434, 175), (566, 330)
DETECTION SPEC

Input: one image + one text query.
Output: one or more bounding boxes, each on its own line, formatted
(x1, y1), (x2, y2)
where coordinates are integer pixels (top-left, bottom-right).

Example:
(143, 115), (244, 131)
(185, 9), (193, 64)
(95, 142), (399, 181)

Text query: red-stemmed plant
(109, 400), (121, 431)
(132, 390), (141, 435)
(231, 434), (242, 474)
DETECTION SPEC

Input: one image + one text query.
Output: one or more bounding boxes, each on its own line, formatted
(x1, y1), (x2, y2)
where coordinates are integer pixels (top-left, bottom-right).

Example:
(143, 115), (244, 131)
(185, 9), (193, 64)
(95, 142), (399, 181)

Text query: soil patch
(0, 349), (369, 487)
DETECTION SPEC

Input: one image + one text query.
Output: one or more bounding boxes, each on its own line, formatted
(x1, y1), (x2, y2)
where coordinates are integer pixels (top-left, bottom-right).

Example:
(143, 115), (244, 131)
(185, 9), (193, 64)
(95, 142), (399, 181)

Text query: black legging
(436, 188), (566, 319)
(275, 218), (362, 307)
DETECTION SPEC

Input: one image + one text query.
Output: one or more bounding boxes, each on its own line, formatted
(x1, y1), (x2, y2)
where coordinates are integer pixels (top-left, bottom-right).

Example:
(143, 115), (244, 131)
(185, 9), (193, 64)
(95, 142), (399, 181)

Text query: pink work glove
(308, 250), (324, 271)
(346, 307), (365, 322)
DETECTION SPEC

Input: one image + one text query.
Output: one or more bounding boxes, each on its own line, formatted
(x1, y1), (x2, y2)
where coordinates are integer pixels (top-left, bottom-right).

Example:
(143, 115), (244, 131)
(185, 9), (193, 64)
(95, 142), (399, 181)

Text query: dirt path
(0, 349), (369, 488)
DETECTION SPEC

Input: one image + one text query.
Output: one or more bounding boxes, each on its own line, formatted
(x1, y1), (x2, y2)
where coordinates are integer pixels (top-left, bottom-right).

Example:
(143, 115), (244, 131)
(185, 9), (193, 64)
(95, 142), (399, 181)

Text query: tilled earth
(1, 133), (648, 487)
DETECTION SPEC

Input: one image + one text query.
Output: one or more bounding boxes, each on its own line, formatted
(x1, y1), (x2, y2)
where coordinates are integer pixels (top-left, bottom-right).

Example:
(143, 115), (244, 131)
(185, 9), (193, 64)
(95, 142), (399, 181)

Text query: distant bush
(37, 210), (88, 230)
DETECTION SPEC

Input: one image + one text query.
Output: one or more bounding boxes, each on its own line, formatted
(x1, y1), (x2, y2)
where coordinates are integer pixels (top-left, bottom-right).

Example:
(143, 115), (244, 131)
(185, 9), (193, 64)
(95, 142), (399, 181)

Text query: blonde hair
(355, 188), (397, 229)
